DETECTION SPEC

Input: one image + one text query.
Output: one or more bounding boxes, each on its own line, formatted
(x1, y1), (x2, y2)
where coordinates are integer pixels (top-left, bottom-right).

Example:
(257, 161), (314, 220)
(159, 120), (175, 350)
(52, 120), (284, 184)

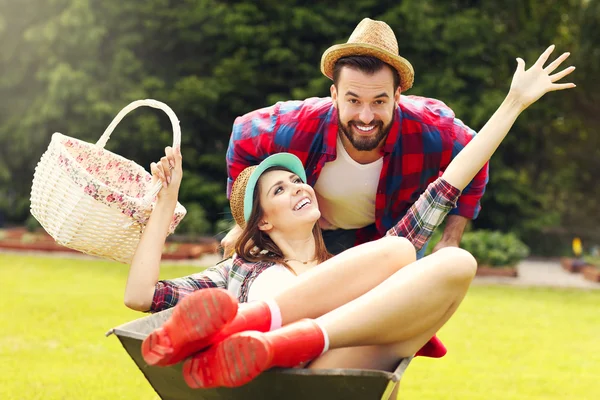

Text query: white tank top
(314, 136), (383, 230)
(247, 265), (297, 301)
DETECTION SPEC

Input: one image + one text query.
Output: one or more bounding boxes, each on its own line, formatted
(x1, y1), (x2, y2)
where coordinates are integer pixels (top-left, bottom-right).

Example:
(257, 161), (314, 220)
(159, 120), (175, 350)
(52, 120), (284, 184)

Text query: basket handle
(96, 99), (182, 201)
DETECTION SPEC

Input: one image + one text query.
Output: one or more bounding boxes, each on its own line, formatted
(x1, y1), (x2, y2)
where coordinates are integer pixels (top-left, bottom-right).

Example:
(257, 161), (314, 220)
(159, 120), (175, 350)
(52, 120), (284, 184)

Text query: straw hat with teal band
(230, 153), (307, 228)
(320, 18), (415, 91)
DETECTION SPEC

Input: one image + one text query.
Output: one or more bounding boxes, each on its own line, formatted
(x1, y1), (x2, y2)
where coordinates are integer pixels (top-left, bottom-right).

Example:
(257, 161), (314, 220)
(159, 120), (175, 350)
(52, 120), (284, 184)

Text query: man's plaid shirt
(226, 96), (488, 245)
(150, 178), (460, 312)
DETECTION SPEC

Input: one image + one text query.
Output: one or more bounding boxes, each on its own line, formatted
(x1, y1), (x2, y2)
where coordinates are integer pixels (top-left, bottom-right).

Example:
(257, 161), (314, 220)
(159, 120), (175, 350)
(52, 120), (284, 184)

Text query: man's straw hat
(321, 18), (414, 91)
(230, 153), (307, 228)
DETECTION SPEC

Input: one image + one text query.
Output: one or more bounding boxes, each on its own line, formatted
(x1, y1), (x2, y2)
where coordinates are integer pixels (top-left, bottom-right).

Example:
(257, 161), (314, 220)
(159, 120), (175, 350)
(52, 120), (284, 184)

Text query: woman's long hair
(234, 167), (331, 273)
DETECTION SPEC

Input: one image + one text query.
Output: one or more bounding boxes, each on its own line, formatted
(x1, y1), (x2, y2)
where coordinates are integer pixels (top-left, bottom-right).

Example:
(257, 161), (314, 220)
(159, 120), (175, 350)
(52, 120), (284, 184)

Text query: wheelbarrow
(108, 308), (412, 400)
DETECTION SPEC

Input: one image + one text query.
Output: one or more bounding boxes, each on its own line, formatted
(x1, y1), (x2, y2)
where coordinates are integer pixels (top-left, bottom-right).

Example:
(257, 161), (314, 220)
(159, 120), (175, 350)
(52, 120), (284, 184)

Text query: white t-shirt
(314, 136), (383, 230)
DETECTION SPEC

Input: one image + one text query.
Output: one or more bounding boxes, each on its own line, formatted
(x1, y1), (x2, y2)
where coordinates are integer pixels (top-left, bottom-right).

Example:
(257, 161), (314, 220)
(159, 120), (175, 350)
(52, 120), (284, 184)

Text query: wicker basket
(30, 99), (187, 264)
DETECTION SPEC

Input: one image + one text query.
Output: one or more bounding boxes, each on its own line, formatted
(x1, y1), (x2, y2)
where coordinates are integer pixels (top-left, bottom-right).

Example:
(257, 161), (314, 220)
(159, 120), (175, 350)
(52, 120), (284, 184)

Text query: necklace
(284, 258), (317, 265)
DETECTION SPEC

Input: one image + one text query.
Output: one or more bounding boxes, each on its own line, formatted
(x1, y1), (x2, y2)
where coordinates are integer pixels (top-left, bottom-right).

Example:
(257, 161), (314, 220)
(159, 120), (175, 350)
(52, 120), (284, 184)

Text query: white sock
(265, 299), (282, 331)
(314, 319), (330, 354)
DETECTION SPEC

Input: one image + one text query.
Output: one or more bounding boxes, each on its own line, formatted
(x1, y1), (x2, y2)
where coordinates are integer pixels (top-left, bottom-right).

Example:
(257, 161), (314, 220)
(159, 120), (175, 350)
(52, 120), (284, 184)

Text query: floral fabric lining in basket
(57, 135), (183, 230)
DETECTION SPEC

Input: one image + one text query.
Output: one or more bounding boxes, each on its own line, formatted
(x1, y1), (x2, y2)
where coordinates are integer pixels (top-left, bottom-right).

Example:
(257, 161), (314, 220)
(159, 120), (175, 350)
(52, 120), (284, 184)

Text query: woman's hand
(150, 146), (183, 202)
(508, 45), (576, 110)
(441, 45), (575, 193)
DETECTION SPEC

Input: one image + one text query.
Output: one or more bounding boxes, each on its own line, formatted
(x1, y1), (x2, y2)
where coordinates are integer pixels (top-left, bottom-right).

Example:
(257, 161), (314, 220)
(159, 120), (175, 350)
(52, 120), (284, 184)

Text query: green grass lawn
(1, 253), (599, 400)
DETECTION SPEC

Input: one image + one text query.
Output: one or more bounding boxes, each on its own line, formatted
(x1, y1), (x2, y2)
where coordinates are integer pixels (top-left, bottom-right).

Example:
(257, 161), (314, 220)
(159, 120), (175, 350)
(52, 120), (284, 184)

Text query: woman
(124, 46), (575, 388)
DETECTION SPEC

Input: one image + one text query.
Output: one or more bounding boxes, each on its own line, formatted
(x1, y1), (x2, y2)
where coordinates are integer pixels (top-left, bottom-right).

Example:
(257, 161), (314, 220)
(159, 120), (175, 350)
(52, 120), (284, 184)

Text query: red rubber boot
(415, 335), (447, 358)
(142, 288), (273, 366)
(183, 319), (325, 388)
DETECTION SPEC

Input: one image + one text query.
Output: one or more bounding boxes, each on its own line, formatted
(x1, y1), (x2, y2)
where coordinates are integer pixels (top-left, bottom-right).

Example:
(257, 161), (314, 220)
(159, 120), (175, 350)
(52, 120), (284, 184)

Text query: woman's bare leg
(311, 247), (476, 360)
(143, 236), (415, 366)
(182, 247), (475, 389)
(275, 236), (416, 323)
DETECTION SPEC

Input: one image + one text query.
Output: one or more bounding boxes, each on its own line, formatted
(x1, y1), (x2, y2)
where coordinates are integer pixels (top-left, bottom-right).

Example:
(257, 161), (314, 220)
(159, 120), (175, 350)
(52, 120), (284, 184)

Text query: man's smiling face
(332, 65), (400, 151)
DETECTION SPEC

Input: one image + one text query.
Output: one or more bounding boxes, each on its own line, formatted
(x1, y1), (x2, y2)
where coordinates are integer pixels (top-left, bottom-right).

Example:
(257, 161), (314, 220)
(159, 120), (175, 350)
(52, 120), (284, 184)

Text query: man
(222, 18), (488, 257)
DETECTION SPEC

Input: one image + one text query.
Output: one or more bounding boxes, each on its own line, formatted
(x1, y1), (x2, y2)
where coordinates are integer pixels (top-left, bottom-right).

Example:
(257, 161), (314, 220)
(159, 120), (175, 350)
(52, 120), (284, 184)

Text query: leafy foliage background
(1, 0), (597, 254)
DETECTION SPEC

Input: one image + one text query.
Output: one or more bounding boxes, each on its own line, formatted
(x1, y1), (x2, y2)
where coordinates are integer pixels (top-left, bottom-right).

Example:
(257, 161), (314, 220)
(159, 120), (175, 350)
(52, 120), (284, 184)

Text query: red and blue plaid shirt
(226, 96), (489, 245)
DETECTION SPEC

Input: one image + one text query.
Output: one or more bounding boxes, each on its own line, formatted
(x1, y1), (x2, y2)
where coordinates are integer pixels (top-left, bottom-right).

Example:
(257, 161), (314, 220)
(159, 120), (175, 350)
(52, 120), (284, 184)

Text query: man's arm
(222, 105), (281, 257)
(225, 114), (274, 197)
(385, 178), (460, 251)
(432, 215), (469, 252)
(223, 99), (322, 256)
(221, 222), (243, 258)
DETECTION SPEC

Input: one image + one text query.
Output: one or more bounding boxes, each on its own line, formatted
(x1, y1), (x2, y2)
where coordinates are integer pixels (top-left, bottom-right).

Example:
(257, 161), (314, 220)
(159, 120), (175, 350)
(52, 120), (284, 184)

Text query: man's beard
(337, 114), (393, 152)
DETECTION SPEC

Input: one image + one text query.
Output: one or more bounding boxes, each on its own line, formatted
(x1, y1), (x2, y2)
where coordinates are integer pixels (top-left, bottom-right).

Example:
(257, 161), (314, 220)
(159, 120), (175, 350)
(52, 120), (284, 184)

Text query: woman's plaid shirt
(150, 178), (460, 312)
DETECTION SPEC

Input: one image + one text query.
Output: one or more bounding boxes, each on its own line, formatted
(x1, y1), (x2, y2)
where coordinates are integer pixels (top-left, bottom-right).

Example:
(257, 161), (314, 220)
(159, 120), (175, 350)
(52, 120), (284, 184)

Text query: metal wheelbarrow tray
(109, 308), (412, 400)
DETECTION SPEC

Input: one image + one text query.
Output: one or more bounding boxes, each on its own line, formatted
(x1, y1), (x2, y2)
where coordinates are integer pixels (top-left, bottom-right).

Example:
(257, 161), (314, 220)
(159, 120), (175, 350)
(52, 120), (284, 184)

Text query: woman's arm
(442, 45), (575, 190)
(386, 178), (460, 250)
(124, 198), (178, 310)
(386, 46), (575, 249)
(124, 146), (182, 311)
(151, 261), (231, 313)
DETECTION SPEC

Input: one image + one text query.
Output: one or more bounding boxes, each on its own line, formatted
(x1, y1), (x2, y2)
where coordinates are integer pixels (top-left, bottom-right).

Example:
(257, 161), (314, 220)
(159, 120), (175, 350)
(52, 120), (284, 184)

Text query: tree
(0, 0), (597, 255)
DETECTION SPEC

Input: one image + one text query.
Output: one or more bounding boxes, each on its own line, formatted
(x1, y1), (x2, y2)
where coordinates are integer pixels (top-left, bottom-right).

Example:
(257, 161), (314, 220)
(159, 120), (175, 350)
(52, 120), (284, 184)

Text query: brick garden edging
(0, 227), (219, 260)
(560, 257), (590, 273)
(476, 265), (518, 277)
(582, 265), (600, 282)
(559, 257), (600, 283)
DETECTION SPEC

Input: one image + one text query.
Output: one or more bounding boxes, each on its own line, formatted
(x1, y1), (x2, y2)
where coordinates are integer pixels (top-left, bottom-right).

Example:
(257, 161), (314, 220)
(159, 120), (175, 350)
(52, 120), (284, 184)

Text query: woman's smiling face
(256, 168), (321, 233)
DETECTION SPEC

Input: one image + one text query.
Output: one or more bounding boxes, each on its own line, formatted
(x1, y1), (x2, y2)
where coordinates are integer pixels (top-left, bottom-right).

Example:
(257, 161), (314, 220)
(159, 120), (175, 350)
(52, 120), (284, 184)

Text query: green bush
(584, 256), (600, 267)
(25, 214), (42, 233)
(174, 203), (211, 237)
(460, 230), (530, 267)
